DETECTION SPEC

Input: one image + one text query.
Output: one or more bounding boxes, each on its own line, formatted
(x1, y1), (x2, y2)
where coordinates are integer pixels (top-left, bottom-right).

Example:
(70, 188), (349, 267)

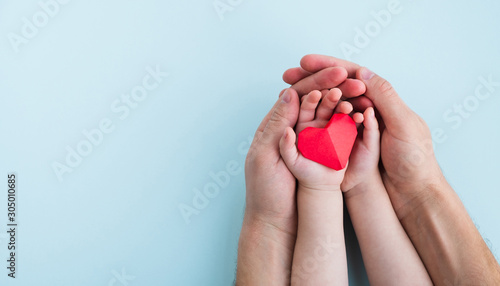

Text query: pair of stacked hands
(280, 84), (430, 284)
(237, 54), (500, 286)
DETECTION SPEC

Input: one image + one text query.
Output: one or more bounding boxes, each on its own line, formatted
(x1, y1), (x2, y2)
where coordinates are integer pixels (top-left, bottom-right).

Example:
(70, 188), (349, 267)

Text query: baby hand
(341, 106), (381, 193)
(279, 89), (357, 191)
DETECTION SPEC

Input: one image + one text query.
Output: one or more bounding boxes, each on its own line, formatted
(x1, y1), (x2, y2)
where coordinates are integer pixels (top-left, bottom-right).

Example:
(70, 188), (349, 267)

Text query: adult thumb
(259, 88), (300, 148)
(357, 67), (413, 131)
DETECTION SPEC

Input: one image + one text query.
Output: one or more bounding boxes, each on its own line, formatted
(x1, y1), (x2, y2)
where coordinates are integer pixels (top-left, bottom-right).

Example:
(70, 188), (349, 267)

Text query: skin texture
(342, 107), (432, 286)
(236, 88), (300, 285)
(279, 89), (353, 285)
(282, 54), (500, 285)
(236, 66), (366, 285)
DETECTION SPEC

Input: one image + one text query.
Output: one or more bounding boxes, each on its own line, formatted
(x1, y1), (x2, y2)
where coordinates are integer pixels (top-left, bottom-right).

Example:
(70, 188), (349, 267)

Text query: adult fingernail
(279, 88), (287, 98)
(282, 89), (291, 103)
(361, 68), (375, 80)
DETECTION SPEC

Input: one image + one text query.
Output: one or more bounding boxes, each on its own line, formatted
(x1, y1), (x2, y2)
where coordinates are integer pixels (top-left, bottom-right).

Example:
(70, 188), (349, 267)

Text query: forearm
(345, 177), (431, 285)
(399, 179), (500, 285)
(236, 214), (296, 285)
(291, 187), (347, 285)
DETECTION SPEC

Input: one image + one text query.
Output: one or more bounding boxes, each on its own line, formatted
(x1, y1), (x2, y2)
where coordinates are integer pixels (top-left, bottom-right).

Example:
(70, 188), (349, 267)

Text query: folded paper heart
(297, 113), (358, 170)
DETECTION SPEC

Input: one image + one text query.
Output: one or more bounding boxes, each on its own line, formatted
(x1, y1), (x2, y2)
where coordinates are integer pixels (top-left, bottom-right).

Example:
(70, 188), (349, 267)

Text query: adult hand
(237, 70), (352, 284)
(243, 88), (300, 236)
(282, 54), (500, 284)
(236, 88), (299, 285)
(283, 54), (441, 216)
(238, 64), (372, 284)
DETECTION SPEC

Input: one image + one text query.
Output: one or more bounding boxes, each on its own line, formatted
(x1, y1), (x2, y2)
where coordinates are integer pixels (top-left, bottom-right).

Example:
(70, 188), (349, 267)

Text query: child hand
(341, 107), (381, 193)
(279, 89), (355, 191)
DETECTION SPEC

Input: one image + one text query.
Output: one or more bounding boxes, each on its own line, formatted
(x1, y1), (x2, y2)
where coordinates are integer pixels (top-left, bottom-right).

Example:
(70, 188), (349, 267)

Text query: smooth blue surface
(0, 0), (499, 285)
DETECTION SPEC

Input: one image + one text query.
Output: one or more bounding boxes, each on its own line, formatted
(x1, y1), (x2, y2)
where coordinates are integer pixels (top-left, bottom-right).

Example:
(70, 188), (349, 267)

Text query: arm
(236, 88), (301, 285)
(400, 179), (500, 285)
(237, 216), (296, 285)
(237, 72), (359, 285)
(355, 67), (500, 285)
(292, 187), (347, 285)
(279, 89), (353, 285)
(342, 107), (431, 285)
(283, 54), (500, 284)
(345, 177), (431, 285)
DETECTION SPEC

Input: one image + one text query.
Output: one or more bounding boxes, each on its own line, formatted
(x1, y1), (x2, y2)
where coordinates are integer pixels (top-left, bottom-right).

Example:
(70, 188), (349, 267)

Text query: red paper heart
(297, 113), (357, 170)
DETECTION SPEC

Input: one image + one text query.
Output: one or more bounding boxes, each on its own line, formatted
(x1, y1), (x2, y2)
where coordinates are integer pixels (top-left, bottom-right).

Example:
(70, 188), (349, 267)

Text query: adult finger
(254, 92), (284, 143)
(258, 89), (300, 148)
(337, 79), (366, 97)
(356, 67), (413, 131)
(283, 55), (359, 85)
(290, 71), (365, 98)
(290, 67), (347, 96)
(283, 67), (312, 85)
(300, 54), (360, 78)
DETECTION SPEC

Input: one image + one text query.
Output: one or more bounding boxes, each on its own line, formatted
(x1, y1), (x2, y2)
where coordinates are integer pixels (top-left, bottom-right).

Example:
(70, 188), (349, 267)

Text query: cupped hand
(244, 65), (354, 229)
(238, 69), (353, 285)
(243, 88), (300, 234)
(279, 89), (354, 191)
(283, 54), (445, 217)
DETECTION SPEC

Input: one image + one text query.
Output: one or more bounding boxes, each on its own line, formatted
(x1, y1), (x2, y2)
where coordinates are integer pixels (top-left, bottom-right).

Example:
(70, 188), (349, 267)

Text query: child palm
(280, 89), (356, 191)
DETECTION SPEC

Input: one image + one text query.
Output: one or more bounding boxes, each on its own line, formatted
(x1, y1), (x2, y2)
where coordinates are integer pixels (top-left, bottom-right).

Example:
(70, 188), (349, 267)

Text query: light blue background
(0, 0), (499, 285)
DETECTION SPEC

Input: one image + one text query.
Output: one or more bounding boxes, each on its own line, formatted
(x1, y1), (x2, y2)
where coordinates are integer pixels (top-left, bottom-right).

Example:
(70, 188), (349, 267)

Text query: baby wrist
(298, 182), (342, 193)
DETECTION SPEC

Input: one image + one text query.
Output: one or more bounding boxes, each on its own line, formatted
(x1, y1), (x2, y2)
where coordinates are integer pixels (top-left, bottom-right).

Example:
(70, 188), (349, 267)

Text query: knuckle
(245, 144), (259, 162)
(245, 146), (266, 169)
(378, 79), (396, 98)
(413, 113), (432, 136)
(245, 148), (258, 169)
(269, 108), (288, 128)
